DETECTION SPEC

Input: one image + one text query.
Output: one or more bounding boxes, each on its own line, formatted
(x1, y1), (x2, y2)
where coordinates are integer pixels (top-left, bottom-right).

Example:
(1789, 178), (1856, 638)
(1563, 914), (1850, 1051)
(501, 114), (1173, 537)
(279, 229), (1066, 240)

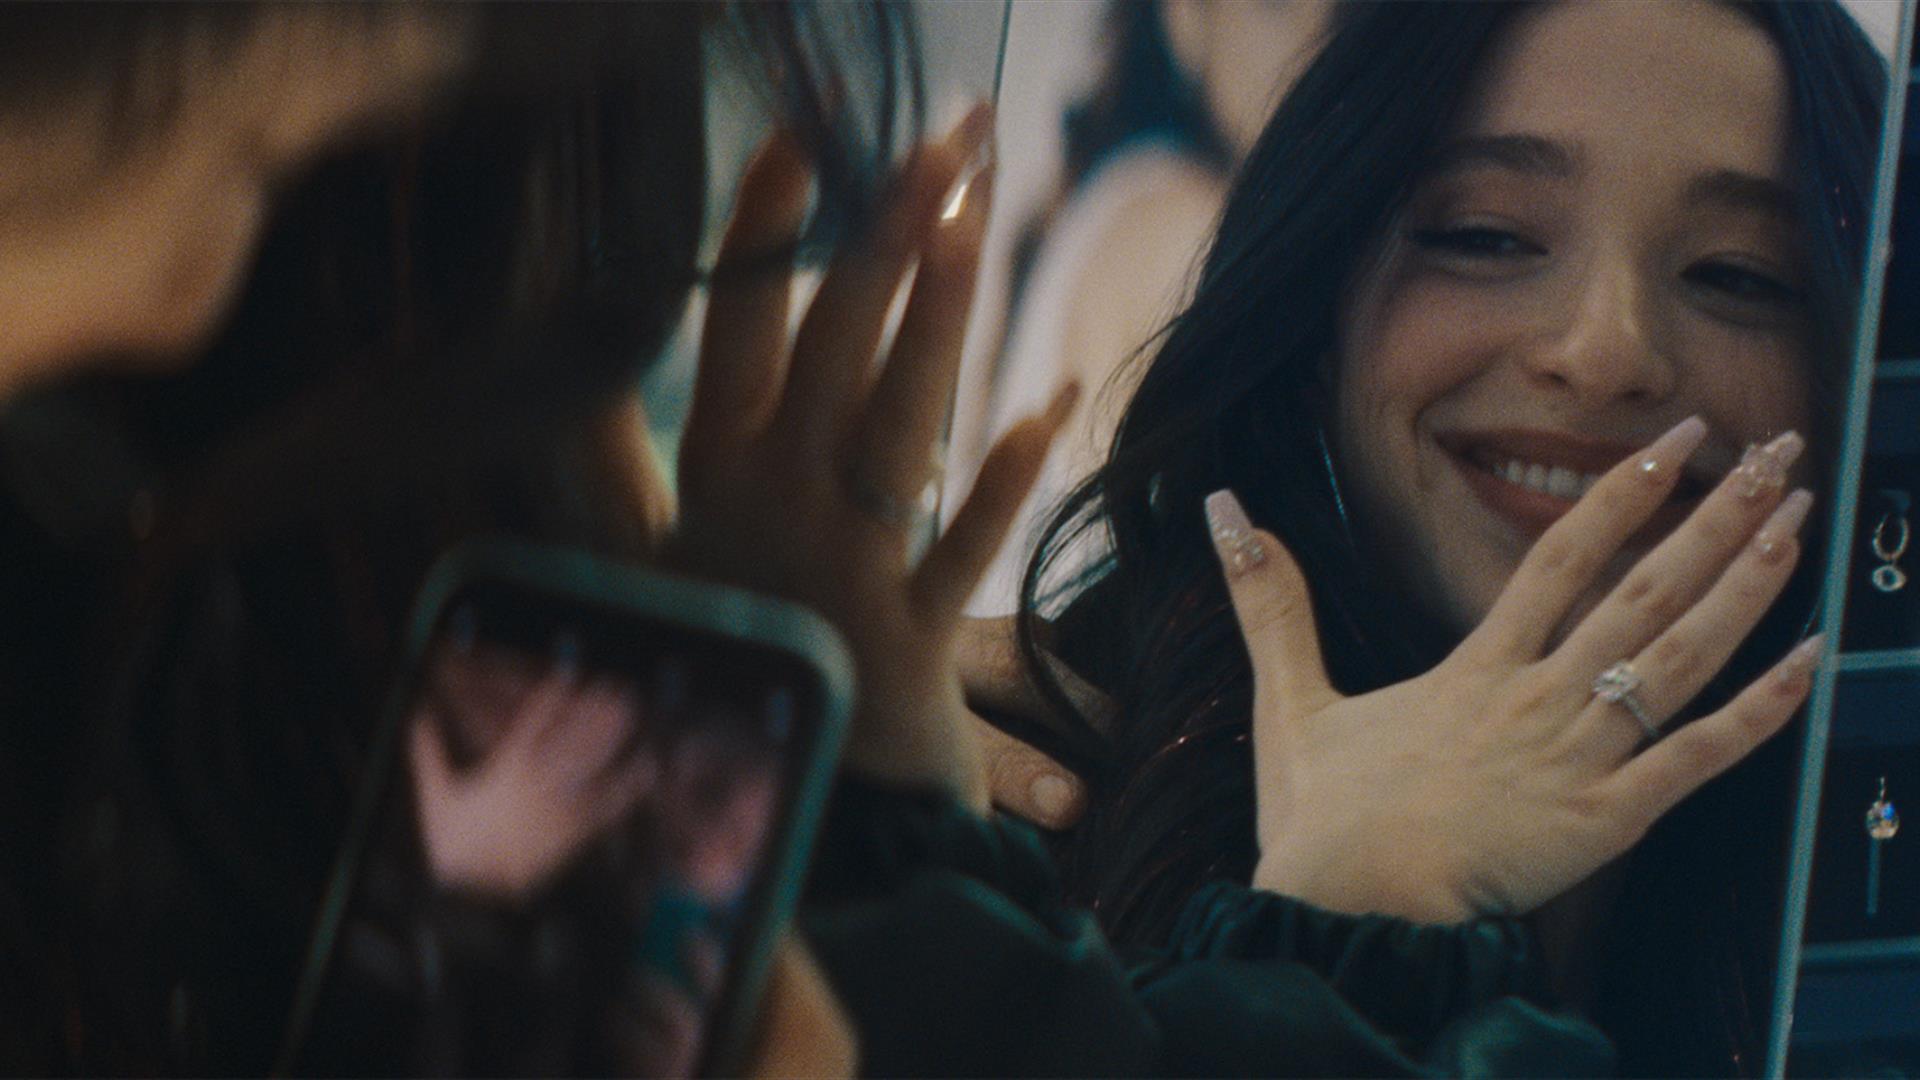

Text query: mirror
(1776, 3), (1920, 1075)
(940, 3), (1909, 1076)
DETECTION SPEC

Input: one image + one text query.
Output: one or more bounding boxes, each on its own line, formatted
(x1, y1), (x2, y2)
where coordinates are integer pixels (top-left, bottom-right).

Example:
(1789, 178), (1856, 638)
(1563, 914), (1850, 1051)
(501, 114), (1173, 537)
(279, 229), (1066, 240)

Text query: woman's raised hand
(1209, 416), (1823, 923)
(409, 673), (655, 900)
(672, 110), (1076, 809)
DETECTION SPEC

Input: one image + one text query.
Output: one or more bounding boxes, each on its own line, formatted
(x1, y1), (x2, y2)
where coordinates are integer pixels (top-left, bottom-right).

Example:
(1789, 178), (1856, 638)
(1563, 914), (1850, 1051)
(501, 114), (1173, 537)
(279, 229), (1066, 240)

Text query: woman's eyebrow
(1683, 169), (1798, 224)
(1427, 133), (1578, 179)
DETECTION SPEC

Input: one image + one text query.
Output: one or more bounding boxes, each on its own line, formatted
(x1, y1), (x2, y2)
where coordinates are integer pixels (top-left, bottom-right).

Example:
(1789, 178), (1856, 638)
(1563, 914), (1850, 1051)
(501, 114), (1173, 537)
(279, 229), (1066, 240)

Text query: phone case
(276, 539), (854, 1077)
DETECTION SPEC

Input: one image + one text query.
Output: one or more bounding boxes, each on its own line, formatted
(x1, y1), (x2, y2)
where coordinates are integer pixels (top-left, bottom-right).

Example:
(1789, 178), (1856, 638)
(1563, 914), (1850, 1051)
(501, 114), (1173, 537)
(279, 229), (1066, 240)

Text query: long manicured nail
(1774, 633), (1825, 690)
(939, 161), (994, 232)
(1753, 489), (1814, 561)
(1636, 415), (1708, 483)
(1205, 489), (1266, 576)
(945, 100), (995, 169)
(1732, 430), (1805, 501)
(1042, 379), (1082, 429)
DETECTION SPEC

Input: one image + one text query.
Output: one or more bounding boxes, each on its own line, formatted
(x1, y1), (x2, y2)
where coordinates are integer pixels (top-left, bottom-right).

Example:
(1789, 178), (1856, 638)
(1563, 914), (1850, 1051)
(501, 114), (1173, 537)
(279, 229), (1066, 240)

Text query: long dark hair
(1020, 2), (1883, 1073)
(0, 4), (919, 1073)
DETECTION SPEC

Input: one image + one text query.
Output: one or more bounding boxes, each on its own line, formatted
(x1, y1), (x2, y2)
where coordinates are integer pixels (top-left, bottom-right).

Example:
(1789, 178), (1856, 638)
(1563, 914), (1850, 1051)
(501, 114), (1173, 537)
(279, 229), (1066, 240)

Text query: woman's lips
(1440, 434), (1701, 543)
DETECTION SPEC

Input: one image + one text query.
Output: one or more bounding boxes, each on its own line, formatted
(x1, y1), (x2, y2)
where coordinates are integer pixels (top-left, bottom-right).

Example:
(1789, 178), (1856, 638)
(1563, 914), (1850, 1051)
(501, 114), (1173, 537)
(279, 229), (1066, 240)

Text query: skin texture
(1334, 0), (1813, 643)
(0, 7), (470, 399)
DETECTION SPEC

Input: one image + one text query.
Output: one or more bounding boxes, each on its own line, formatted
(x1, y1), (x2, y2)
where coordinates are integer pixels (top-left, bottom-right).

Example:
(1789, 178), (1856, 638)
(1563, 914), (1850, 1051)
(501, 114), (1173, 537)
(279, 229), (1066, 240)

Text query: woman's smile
(1335, 0), (1813, 638)
(1434, 425), (1720, 537)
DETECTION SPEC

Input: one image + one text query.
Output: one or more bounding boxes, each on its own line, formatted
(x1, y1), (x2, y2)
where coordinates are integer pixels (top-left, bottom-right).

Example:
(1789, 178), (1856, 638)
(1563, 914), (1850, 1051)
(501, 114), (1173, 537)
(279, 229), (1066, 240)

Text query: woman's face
(1334, 0), (1814, 641)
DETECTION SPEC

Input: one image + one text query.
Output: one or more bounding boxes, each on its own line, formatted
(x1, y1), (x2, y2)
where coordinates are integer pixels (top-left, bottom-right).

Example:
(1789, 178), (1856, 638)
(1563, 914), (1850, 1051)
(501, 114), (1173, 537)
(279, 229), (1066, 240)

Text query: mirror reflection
(953, 1), (1900, 1075)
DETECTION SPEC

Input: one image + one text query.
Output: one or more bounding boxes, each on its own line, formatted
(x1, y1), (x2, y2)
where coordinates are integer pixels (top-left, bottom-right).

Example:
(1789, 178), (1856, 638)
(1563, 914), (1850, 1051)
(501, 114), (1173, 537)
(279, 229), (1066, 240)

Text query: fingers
(684, 132), (814, 478)
(1576, 489), (1813, 758)
(540, 679), (640, 788)
(772, 104), (992, 448)
(957, 615), (1116, 733)
(1555, 431), (1804, 678)
(1203, 489), (1338, 718)
(847, 164), (993, 502)
(972, 711), (1087, 830)
(913, 382), (1078, 623)
(1466, 416), (1710, 662)
(589, 749), (661, 832)
(498, 670), (576, 757)
(1606, 634), (1822, 835)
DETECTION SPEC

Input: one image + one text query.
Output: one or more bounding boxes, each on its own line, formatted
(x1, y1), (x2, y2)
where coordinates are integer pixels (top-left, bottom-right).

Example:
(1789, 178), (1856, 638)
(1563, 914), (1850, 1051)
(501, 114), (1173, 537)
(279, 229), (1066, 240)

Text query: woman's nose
(1521, 255), (1677, 405)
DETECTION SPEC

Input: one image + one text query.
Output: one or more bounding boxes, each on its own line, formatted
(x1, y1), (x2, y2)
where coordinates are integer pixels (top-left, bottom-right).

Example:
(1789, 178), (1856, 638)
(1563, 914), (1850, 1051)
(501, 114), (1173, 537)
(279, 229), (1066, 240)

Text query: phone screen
(283, 553), (848, 1077)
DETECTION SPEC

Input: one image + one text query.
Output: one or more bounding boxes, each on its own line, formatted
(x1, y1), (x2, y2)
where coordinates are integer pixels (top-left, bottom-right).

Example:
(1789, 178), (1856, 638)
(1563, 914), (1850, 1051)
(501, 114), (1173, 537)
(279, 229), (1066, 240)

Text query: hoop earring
(1872, 502), (1910, 594)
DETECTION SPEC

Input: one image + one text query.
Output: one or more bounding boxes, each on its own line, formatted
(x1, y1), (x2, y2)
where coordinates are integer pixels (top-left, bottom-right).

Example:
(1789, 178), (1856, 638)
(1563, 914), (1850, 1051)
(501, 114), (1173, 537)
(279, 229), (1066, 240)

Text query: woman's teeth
(1488, 458), (1601, 500)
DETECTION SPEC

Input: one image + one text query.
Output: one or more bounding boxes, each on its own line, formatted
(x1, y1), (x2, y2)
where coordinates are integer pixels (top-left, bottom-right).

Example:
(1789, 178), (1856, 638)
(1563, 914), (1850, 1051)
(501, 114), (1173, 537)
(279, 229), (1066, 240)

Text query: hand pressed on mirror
(1206, 417), (1823, 924)
(672, 113), (1077, 809)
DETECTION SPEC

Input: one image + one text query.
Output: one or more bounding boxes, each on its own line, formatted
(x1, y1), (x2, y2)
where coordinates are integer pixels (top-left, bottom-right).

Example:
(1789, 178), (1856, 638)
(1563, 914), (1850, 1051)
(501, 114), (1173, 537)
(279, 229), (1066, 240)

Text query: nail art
(1636, 415), (1708, 483)
(1205, 489), (1266, 576)
(1731, 431), (1804, 501)
(1753, 489), (1814, 561)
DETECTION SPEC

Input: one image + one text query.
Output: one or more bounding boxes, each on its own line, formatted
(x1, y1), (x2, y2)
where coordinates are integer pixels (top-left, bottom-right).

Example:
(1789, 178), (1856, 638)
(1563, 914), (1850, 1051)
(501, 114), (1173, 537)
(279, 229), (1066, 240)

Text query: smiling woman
(1008, 1), (1885, 1073)
(1337, 0), (1815, 644)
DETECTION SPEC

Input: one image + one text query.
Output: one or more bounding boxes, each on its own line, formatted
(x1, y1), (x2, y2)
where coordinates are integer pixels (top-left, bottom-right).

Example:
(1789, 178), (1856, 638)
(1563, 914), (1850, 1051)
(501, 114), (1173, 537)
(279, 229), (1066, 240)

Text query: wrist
(1252, 836), (1475, 925)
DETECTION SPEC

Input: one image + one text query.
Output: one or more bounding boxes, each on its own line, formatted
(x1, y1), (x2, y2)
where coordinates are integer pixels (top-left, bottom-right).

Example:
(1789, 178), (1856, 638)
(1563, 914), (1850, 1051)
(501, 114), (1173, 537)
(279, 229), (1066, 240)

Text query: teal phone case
(275, 540), (854, 1076)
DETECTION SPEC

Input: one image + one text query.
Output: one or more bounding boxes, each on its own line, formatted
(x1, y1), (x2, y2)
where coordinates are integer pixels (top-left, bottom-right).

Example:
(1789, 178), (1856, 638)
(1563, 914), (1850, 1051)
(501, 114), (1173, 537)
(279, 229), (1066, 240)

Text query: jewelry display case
(1775, 5), (1920, 1072)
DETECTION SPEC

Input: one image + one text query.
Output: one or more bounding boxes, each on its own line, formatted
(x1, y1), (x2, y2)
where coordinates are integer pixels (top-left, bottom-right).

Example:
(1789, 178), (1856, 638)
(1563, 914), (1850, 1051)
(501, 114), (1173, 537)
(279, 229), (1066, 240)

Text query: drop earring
(1866, 775), (1900, 918)
(1870, 490), (1910, 593)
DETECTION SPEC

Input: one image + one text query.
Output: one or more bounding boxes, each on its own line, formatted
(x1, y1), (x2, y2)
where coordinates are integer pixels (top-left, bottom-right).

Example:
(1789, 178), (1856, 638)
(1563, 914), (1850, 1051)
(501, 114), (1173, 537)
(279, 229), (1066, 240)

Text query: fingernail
(1731, 430), (1804, 501)
(1636, 415), (1708, 482)
(940, 161), (994, 225)
(1204, 489), (1266, 576)
(1774, 633), (1825, 689)
(1753, 489), (1814, 561)
(1043, 379), (1082, 428)
(947, 100), (995, 165)
(1031, 774), (1074, 821)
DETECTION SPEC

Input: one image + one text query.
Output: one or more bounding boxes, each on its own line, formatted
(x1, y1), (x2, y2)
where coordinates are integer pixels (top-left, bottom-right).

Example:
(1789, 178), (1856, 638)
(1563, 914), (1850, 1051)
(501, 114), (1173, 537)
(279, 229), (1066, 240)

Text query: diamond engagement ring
(1592, 661), (1661, 743)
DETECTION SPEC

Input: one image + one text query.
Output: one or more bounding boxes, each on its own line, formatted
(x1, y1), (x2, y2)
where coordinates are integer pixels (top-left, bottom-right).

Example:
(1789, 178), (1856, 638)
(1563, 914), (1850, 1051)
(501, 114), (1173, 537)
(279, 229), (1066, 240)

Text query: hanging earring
(1871, 491), (1910, 593)
(1866, 776), (1900, 918)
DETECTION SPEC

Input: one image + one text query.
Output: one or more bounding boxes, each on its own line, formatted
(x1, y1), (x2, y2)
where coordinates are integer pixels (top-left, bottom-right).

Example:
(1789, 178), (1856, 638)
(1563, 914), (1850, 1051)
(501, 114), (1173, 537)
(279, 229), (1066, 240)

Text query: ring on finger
(845, 466), (941, 530)
(1592, 660), (1662, 744)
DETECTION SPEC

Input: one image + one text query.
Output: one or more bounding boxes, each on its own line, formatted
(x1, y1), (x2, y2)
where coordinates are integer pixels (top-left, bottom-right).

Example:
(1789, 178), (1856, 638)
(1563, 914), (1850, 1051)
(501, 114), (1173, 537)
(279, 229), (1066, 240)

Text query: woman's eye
(1407, 225), (1541, 258)
(1685, 261), (1805, 307)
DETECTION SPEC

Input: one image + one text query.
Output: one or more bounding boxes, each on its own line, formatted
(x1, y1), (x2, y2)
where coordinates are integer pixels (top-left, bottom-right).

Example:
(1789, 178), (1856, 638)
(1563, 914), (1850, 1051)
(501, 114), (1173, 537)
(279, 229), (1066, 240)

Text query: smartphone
(277, 540), (853, 1077)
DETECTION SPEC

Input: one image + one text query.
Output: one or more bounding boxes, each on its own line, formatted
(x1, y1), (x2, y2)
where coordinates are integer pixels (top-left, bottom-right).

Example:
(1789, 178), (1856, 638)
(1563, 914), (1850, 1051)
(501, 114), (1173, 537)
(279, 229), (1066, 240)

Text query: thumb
(1203, 489), (1338, 717)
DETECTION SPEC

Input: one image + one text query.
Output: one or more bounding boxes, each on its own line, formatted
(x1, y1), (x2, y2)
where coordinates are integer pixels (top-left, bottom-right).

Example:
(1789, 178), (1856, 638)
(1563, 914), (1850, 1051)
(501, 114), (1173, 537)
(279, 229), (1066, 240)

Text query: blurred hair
(1017, 2), (1883, 1073)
